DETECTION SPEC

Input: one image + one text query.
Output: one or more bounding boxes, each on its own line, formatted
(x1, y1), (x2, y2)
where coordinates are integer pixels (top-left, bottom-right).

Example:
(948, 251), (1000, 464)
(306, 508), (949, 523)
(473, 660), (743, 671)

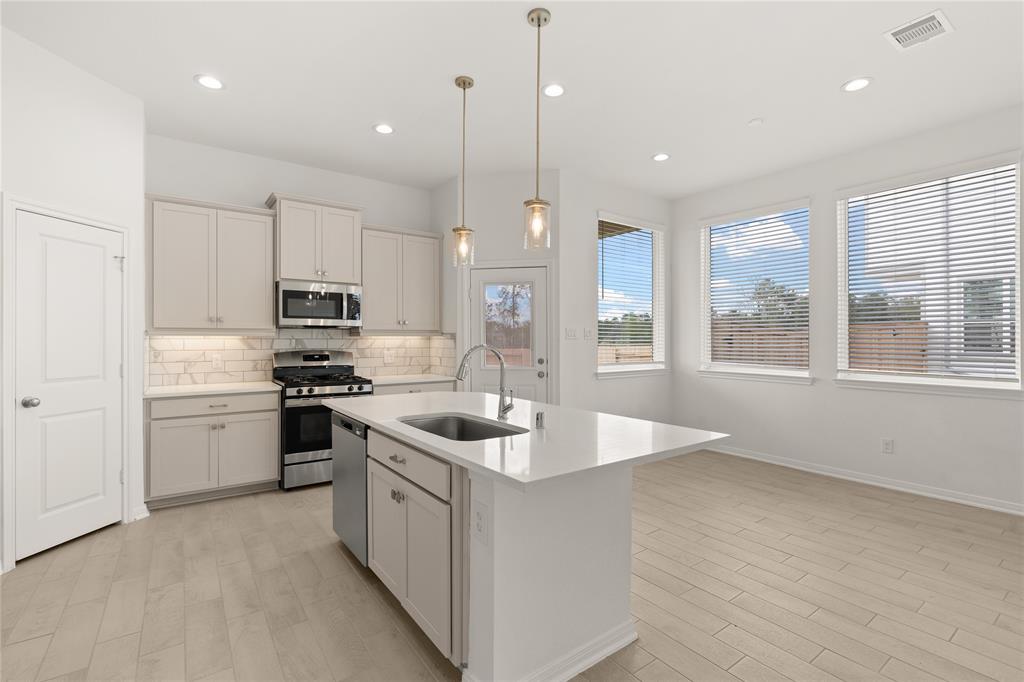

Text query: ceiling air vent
(885, 10), (954, 50)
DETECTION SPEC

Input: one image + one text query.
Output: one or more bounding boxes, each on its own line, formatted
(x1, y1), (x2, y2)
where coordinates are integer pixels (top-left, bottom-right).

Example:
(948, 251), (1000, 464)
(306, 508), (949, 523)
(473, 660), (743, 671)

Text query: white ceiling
(4, 2), (1021, 198)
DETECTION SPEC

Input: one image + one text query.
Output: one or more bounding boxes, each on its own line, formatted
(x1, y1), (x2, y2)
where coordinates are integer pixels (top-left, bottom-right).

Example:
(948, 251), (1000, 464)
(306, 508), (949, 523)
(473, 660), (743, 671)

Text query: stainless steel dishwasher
(331, 413), (368, 566)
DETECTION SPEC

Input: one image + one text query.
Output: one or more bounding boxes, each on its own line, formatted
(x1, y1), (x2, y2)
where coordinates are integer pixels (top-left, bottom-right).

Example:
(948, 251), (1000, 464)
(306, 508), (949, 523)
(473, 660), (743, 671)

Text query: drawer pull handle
(209, 403), (229, 408)
(389, 454), (407, 465)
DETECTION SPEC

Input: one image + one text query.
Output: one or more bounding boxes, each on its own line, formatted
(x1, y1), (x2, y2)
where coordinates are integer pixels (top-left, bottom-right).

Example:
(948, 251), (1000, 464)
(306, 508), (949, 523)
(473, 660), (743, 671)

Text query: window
(483, 283), (533, 367)
(597, 218), (665, 370)
(702, 207), (811, 373)
(840, 163), (1019, 385)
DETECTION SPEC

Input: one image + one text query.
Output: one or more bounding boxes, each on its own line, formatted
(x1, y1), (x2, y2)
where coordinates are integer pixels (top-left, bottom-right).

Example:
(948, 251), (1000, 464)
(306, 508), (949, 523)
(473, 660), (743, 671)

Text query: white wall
(672, 106), (1024, 512)
(558, 171), (673, 421)
(146, 134), (431, 230)
(1, 28), (148, 558)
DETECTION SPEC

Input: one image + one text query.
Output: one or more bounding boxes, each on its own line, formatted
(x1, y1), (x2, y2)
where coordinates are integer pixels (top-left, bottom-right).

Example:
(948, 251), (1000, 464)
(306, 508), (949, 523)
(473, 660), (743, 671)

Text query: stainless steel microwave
(277, 279), (361, 328)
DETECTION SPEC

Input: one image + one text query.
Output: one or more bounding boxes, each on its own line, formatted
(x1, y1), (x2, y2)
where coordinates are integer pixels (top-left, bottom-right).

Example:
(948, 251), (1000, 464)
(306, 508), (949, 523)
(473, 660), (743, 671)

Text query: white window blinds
(704, 207), (811, 370)
(598, 220), (665, 367)
(841, 164), (1019, 382)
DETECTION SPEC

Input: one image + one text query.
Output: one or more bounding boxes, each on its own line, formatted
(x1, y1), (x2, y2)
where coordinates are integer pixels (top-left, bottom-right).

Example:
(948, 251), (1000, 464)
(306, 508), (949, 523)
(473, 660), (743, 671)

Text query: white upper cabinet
(151, 200), (274, 331)
(268, 194), (362, 284)
(277, 200), (320, 281)
(217, 210), (274, 329)
(152, 202), (217, 329)
(362, 229), (403, 331)
(362, 228), (440, 333)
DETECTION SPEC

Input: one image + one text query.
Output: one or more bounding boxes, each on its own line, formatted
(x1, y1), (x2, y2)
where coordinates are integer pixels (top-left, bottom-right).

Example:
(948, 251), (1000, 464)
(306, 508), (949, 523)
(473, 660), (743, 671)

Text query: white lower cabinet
(148, 396), (279, 502)
(373, 381), (455, 396)
(149, 415), (219, 498)
(367, 457), (452, 656)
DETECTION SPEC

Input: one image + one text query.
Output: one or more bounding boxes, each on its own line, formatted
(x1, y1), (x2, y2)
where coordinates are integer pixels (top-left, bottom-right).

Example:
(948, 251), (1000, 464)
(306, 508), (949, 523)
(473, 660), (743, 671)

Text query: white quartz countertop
(324, 392), (727, 489)
(144, 382), (281, 398)
(372, 374), (456, 386)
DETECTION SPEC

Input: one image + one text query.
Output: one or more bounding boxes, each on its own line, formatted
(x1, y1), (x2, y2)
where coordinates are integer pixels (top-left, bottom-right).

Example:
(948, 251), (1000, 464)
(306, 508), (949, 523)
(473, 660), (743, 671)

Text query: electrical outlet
(210, 353), (224, 371)
(470, 500), (489, 546)
(881, 438), (895, 455)
(384, 349), (396, 364)
(565, 327), (578, 340)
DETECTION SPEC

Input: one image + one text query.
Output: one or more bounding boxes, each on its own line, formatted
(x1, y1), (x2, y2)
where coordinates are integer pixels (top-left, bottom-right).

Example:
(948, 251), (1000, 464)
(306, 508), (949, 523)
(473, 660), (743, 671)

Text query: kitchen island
(324, 391), (726, 682)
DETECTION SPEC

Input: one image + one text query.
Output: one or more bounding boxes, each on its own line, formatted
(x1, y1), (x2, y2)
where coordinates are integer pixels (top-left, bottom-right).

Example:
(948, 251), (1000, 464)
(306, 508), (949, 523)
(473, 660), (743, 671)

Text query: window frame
(595, 211), (668, 377)
(699, 198), (813, 383)
(835, 153), (1023, 397)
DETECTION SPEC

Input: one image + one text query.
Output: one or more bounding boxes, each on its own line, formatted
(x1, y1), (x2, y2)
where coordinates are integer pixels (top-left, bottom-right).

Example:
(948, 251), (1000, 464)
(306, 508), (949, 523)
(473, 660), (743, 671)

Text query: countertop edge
(372, 374), (457, 386)
(144, 382), (282, 399)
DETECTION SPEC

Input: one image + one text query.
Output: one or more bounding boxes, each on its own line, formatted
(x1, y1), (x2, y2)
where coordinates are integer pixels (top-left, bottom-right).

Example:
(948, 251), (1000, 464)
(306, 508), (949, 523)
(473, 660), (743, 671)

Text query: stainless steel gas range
(271, 349), (372, 489)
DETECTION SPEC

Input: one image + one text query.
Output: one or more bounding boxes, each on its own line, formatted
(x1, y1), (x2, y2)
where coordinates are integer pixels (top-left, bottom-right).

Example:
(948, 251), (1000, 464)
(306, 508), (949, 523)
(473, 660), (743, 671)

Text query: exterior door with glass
(468, 267), (548, 402)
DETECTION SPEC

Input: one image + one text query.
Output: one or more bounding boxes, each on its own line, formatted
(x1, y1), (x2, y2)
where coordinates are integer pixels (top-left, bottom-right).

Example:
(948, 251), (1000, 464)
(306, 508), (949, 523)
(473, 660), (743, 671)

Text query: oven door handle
(284, 397), (325, 408)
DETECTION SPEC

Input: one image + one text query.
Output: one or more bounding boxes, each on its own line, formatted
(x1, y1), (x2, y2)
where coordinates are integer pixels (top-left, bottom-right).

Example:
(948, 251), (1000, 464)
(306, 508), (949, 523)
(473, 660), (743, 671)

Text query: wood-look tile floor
(2, 451), (1022, 681)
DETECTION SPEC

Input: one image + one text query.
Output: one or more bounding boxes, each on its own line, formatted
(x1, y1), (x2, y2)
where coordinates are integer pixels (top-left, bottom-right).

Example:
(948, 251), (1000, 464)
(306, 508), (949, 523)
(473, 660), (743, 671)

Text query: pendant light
(451, 76), (476, 267)
(523, 7), (551, 250)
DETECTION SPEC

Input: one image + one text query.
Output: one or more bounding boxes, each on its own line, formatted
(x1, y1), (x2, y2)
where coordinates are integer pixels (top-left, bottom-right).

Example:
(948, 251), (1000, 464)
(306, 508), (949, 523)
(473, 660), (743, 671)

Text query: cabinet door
(401, 235), (440, 332)
(361, 230), (402, 331)
(367, 459), (407, 596)
(217, 410), (279, 487)
(278, 200), (320, 280)
(152, 202), (216, 329)
(217, 211), (274, 329)
(404, 483), (452, 656)
(149, 416), (218, 498)
(321, 207), (361, 284)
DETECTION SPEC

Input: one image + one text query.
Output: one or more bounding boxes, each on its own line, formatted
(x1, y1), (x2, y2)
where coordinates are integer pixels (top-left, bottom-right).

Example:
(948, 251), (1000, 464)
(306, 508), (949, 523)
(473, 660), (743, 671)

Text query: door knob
(538, 358), (545, 365)
(537, 371), (546, 378)
(21, 397), (41, 408)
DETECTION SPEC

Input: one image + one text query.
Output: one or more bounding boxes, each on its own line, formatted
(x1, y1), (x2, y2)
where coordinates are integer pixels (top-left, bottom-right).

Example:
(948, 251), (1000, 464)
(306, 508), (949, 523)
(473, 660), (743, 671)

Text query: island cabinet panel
(366, 456), (453, 658)
(367, 459), (408, 595)
(404, 483), (452, 656)
(217, 411), (279, 487)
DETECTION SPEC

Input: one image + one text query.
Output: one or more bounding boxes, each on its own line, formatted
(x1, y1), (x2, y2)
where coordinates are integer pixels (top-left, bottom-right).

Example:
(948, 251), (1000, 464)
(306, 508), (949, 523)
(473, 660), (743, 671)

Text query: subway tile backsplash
(145, 330), (456, 387)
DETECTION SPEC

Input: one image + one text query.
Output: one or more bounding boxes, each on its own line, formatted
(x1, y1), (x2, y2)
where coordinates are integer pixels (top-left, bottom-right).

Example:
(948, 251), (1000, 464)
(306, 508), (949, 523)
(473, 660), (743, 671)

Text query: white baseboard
(129, 505), (150, 522)
(521, 620), (637, 682)
(712, 445), (1023, 516)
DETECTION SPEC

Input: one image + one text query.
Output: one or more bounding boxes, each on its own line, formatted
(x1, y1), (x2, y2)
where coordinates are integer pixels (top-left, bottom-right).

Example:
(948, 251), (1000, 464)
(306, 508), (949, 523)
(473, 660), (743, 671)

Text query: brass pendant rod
(461, 83), (467, 226)
(535, 20), (541, 200)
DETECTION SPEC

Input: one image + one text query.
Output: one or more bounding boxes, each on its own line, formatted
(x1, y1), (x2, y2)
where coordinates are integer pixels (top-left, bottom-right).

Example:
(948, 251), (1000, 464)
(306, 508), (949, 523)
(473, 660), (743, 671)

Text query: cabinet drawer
(150, 392), (279, 419)
(373, 382), (455, 396)
(368, 431), (450, 501)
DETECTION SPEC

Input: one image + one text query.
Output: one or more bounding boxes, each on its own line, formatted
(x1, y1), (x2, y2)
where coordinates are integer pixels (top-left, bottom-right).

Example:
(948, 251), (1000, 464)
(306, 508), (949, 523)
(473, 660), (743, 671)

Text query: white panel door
(469, 266), (549, 402)
(361, 230), (402, 331)
(149, 416), (219, 498)
(14, 210), (124, 559)
(217, 210), (274, 329)
(278, 200), (320, 281)
(217, 411), (279, 487)
(321, 207), (361, 284)
(367, 459), (407, 596)
(151, 201), (216, 329)
(404, 483), (452, 656)
(401, 235), (440, 332)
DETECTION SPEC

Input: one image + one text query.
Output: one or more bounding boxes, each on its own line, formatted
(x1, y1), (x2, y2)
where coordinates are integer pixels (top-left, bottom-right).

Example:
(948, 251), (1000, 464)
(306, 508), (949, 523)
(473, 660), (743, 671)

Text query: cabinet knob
(208, 316), (215, 323)
(217, 316), (224, 323)
(210, 423), (217, 431)
(323, 271), (328, 277)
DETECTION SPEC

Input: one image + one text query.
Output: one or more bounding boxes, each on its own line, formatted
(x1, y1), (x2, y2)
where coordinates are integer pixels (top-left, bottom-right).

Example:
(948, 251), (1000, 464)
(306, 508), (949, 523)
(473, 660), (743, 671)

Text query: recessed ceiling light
(652, 153), (670, 162)
(841, 77), (872, 93)
(193, 74), (223, 90)
(747, 117), (764, 127)
(373, 123), (394, 135)
(543, 83), (564, 97)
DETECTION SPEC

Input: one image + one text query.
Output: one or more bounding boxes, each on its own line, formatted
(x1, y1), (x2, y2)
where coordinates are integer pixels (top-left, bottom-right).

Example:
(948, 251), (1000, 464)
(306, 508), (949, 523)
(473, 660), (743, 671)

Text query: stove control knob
(347, 385), (355, 392)
(357, 384), (365, 391)
(296, 388), (304, 395)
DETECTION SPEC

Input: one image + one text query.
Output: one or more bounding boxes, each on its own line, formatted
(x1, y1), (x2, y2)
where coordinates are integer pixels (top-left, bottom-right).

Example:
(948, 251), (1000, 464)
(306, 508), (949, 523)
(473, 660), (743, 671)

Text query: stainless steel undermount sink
(398, 413), (528, 441)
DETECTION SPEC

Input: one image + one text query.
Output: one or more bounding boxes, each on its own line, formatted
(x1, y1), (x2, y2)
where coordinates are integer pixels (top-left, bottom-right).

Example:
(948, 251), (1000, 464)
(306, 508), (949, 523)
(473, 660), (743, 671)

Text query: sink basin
(398, 413), (528, 441)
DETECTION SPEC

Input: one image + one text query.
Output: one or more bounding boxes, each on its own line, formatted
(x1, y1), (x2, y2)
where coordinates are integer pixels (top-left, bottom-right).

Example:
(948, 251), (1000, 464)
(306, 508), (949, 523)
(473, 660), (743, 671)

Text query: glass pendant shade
(523, 198), (551, 249)
(452, 226), (475, 267)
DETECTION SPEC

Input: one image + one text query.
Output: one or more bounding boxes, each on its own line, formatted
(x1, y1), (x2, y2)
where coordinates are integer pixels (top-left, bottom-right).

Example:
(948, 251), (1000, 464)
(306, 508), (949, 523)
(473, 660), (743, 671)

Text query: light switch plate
(583, 328), (593, 340)
(565, 327), (578, 340)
